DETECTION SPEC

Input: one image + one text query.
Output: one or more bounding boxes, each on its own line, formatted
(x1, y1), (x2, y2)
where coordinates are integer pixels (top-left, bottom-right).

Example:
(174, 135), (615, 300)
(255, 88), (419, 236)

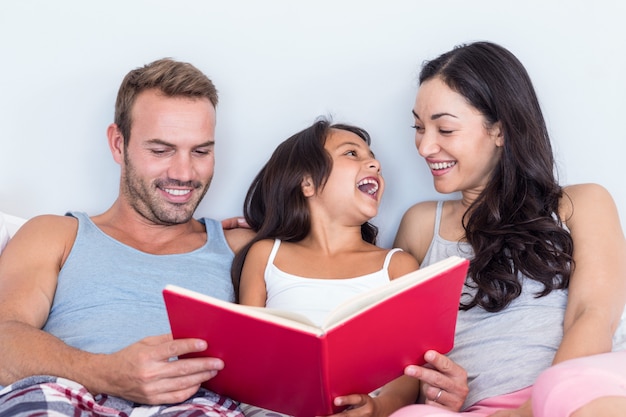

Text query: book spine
(319, 335), (334, 414)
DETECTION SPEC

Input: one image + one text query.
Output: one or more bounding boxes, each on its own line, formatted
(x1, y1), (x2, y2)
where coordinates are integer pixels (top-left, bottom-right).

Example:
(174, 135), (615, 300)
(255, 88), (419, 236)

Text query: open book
(163, 256), (468, 417)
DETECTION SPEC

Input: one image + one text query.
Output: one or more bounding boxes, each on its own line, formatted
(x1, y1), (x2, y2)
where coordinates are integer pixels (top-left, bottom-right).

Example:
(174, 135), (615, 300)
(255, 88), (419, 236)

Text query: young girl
(231, 118), (421, 417)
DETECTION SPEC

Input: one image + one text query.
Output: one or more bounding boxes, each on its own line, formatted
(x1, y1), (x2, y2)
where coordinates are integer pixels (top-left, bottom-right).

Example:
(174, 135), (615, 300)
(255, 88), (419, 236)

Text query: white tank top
(264, 239), (401, 327)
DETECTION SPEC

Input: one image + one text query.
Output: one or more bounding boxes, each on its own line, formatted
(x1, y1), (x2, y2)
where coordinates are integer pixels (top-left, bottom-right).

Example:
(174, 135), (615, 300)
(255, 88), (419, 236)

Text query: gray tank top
(42, 212), (235, 354)
(423, 201), (626, 409)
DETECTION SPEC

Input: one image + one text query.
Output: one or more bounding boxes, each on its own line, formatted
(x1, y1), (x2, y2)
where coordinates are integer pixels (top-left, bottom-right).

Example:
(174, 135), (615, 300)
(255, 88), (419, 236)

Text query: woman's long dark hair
(420, 42), (574, 312)
(231, 118), (378, 300)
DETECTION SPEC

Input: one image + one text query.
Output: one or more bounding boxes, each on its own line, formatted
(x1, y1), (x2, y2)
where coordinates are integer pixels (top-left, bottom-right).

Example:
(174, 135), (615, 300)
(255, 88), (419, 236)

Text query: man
(0, 58), (252, 416)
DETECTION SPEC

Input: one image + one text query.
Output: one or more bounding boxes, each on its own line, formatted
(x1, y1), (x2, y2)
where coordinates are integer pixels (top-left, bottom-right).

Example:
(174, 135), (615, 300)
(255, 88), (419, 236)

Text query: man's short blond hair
(114, 58), (218, 145)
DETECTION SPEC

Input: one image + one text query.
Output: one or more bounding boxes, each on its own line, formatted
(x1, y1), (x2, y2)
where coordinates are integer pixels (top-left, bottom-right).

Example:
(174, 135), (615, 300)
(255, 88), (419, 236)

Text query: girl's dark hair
(420, 41), (574, 312)
(231, 117), (378, 299)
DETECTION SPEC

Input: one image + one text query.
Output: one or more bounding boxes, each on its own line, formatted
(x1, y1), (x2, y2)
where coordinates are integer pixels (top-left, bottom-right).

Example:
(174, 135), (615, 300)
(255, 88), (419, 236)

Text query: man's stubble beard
(121, 155), (211, 226)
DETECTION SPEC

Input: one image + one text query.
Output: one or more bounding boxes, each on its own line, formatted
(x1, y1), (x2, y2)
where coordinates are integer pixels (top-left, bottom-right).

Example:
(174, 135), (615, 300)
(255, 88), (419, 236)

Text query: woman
(391, 41), (626, 416)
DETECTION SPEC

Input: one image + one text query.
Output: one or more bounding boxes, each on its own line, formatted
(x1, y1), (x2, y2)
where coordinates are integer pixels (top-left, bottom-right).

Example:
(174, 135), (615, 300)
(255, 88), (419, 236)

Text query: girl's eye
(345, 150), (357, 156)
(439, 129), (453, 135)
(411, 125), (425, 133)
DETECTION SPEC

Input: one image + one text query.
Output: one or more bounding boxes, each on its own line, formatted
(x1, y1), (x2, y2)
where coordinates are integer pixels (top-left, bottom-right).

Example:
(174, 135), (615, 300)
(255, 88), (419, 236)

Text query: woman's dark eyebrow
(432, 112), (458, 120)
(412, 109), (458, 120)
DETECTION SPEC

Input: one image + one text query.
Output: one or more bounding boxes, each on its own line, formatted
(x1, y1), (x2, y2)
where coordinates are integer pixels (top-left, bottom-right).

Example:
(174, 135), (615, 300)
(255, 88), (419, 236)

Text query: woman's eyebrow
(412, 109), (458, 120)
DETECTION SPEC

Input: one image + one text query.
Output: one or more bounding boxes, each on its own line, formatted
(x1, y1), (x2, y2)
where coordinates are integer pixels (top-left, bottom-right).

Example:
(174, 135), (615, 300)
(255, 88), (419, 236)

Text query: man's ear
(301, 175), (315, 197)
(491, 121), (504, 147)
(107, 123), (125, 165)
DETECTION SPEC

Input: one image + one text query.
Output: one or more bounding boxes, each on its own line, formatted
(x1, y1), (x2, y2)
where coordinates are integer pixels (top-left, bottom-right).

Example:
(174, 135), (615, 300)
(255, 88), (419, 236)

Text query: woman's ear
(491, 121), (504, 147)
(301, 175), (315, 197)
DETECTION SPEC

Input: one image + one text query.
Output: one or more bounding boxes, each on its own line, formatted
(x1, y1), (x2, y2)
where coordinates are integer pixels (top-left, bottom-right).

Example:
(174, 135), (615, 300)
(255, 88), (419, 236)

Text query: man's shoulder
(11, 214), (79, 248)
(20, 214), (78, 233)
(1, 214), (79, 271)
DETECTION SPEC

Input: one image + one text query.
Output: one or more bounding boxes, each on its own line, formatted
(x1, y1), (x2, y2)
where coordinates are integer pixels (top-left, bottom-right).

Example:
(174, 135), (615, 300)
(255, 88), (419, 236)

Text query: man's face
(120, 89), (216, 225)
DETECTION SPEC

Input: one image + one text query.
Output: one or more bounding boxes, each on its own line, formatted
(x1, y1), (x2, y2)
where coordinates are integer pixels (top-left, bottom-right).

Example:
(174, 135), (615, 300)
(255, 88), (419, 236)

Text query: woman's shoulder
(394, 200), (445, 264)
(560, 183), (615, 221)
(560, 183), (622, 235)
(562, 183), (611, 199)
(401, 200), (440, 218)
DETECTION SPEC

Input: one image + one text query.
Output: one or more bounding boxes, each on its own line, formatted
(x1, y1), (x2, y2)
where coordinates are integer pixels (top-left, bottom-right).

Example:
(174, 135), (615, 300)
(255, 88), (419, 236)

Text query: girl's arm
(326, 250), (421, 416)
(330, 373), (421, 417)
(555, 183), (626, 362)
(238, 239), (274, 307)
(387, 250), (420, 279)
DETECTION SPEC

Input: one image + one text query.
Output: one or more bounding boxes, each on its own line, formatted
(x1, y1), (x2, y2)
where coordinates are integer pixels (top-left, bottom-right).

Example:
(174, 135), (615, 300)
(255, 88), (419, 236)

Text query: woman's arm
(555, 183), (626, 362)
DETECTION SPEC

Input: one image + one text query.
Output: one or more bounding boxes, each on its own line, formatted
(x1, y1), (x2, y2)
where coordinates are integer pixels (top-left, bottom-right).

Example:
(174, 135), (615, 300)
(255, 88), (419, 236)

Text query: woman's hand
(404, 350), (468, 411)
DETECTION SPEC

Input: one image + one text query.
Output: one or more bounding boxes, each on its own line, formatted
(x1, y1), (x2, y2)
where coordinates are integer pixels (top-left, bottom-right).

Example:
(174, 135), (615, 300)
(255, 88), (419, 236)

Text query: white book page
(321, 256), (464, 329)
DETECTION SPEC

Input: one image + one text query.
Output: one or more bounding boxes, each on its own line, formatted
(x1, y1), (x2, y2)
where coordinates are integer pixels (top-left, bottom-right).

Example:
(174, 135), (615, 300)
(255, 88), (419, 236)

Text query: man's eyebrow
(195, 140), (215, 147)
(144, 138), (215, 147)
(411, 110), (458, 120)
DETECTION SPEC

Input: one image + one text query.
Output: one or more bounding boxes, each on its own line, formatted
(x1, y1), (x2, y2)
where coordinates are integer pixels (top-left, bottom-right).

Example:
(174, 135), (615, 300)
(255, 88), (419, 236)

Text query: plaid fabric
(238, 403), (291, 417)
(0, 376), (244, 417)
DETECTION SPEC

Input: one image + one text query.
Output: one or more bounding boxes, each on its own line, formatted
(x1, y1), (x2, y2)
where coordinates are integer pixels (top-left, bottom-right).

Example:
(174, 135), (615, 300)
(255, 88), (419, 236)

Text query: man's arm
(0, 215), (75, 384)
(0, 215), (223, 404)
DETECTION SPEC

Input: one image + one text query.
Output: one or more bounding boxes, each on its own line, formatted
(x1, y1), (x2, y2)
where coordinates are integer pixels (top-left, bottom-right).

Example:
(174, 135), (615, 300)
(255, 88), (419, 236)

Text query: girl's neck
(299, 224), (370, 255)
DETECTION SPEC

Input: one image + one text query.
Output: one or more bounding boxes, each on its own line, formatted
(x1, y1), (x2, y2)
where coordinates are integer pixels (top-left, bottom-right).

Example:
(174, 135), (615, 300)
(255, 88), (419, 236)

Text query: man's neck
(90, 200), (206, 255)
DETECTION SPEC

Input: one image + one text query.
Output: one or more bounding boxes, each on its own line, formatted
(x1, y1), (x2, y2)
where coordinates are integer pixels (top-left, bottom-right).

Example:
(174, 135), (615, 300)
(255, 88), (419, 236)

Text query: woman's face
(412, 76), (503, 198)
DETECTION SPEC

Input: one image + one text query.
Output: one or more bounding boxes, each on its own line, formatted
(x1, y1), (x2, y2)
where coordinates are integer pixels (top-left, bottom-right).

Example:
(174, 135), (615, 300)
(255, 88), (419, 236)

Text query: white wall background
(1, 0), (624, 248)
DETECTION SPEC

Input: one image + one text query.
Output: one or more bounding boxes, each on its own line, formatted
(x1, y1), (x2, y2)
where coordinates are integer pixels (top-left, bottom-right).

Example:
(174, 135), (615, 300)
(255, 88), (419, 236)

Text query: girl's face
(412, 77), (503, 199)
(307, 129), (384, 224)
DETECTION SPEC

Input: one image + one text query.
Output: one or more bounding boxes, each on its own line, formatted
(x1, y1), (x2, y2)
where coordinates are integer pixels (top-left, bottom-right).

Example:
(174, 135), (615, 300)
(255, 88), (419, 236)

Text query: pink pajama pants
(532, 350), (626, 416)
(389, 351), (626, 417)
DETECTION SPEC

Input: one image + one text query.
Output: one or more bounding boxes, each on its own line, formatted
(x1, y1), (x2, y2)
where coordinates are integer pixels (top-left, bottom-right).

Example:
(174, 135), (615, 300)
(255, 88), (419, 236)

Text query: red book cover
(164, 256), (468, 417)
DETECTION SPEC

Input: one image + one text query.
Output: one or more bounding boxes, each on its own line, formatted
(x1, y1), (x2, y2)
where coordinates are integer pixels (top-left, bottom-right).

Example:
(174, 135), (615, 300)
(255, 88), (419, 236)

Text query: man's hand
(404, 350), (468, 411)
(92, 334), (223, 405)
